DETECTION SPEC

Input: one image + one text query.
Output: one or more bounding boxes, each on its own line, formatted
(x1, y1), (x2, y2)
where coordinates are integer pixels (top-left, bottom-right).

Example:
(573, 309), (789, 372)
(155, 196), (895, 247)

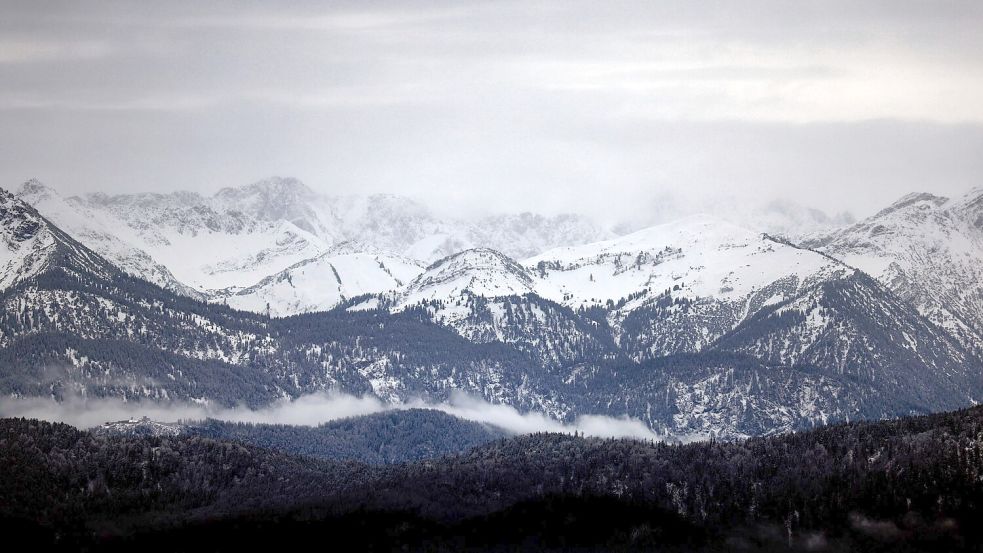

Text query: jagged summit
(1, 186), (46, 241)
(806, 187), (983, 355)
(218, 242), (424, 316)
(399, 248), (537, 307)
(0, 186), (117, 289)
(11, 181), (206, 298)
(871, 191), (949, 219)
(214, 176), (316, 200)
(1, 186), (60, 289)
(947, 186), (983, 221)
(424, 247), (530, 273)
(15, 178), (55, 199)
(213, 177), (321, 230)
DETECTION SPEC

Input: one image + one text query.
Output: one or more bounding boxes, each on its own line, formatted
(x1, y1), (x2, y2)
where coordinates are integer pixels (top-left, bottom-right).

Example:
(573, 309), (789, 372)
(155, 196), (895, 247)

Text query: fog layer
(0, 390), (661, 440)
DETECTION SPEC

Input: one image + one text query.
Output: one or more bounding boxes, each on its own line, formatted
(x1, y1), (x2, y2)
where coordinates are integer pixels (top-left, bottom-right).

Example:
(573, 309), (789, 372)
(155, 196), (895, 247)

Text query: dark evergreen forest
(186, 408), (509, 464)
(3, 404), (983, 552)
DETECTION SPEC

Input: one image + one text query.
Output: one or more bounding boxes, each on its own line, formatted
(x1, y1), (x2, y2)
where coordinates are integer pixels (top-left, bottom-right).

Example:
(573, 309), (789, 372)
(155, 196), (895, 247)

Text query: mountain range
(13, 177), (612, 303)
(3, 178), (983, 439)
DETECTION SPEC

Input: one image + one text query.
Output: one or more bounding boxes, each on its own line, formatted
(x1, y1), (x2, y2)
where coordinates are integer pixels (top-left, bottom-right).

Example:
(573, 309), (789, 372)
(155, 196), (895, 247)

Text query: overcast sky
(2, 1), (983, 223)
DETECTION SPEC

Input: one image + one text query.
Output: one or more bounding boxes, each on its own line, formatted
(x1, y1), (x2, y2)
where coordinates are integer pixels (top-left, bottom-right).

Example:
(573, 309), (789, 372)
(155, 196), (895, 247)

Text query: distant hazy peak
(946, 187), (983, 218)
(872, 192), (949, 219)
(14, 178), (55, 200)
(425, 247), (529, 273)
(213, 176), (317, 201)
(77, 189), (210, 207)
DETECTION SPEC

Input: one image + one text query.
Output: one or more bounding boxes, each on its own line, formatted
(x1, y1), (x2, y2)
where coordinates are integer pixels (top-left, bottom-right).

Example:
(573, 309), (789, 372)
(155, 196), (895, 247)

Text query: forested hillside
(4, 405), (983, 551)
(187, 409), (510, 464)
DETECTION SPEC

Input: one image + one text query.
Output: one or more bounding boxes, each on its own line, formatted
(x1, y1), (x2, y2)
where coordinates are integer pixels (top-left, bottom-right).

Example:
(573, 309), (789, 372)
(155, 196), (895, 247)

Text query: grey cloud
(0, 391), (662, 440)
(1, 1), (981, 223)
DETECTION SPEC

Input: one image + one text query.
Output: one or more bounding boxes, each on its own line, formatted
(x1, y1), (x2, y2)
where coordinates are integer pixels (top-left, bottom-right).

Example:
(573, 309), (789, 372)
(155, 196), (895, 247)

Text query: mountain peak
(215, 176), (316, 201)
(0, 186), (63, 289)
(947, 186), (983, 219)
(0, 186), (43, 220)
(613, 213), (760, 249)
(873, 192), (949, 219)
(324, 239), (377, 257)
(0, 186), (18, 207)
(426, 247), (526, 273)
(213, 177), (322, 234)
(399, 248), (536, 307)
(14, 179), (58, 203)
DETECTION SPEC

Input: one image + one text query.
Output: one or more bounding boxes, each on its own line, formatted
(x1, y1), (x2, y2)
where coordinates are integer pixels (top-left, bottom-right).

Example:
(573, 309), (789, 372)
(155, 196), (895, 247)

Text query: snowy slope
(397, 248), (539, 308)
(219, 242), (424, 316)
(0, 187), (118, 292)
(716, 271), (981, 408)
(71, 178), (613, 271)
(15, 177), (613, 315)
(389, 216), (849, 316)
(804, 189), (983, 354)
(384, 218), (870, 368)
(14, 180), (203, 298)
(312, 192), (614, 263)
(388, 248), (618, 368)
(524, 215), (854, 357)
(71, 186), (329, 291)
(528, 215), (846, 306)
(0, 187), (58, 290)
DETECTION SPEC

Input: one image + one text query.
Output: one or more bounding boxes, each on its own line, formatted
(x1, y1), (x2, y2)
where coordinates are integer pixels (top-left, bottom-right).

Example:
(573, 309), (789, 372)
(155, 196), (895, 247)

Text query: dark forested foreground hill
(185, 408), (511, 464)
(4, 405), (983, 552)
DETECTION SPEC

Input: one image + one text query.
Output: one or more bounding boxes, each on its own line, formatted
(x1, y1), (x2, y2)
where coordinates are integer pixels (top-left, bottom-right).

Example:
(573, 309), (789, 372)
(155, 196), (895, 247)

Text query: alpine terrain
(3, 181), (982, 440)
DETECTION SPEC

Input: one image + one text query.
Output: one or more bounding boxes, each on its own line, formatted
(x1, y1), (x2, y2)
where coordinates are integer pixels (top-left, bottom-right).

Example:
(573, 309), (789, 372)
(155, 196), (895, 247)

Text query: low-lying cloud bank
(414, 391), (659, 440)
(0, 391), (660, 441)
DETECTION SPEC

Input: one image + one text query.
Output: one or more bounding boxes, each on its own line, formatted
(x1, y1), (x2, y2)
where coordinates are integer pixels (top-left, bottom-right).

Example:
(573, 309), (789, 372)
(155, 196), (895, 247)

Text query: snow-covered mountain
(715, 271), (981, 410)
(0, 187), (59, 290)
(220, 242), (424, 317)
(367, 215), (977, 396)
(14, 180), (204, 299)
(397, 248), (538, 308)
(0, 186), (115, 291)
(804, 188), (983, 355)
(17, 177), (613, 312)
(3, 183), (982, 439)
(0, 188), (565, 414)
(69, 183), (328, 291)
(526, 215), (855, 358)
(394, 215), (851, 320)
(381, 248), (618, 369)
(529, 215), (845, 306)
(339, 214), (980, 384)
(615, 195), (856, 239)
(747, 199), (856, 239)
